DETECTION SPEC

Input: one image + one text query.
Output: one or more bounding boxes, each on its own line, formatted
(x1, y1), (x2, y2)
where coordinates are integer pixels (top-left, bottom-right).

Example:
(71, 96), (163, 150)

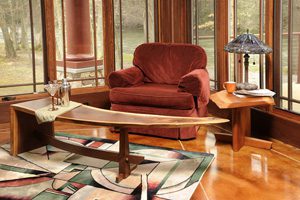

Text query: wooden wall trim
(102, 0), (115, 85)
(42, 0), (57, 81)
(252, 108), (300, 148)
(265, 0), (274, 90)
(215, 0), (229, 90)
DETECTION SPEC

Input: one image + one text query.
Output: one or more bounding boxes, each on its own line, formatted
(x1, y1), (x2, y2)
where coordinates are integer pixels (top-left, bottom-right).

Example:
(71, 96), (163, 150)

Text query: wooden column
(41, 0), (56, 81)
(65, 0), (93, 61)
(102, 0), (115, 84)
(157, 0), (191, 43)
(172, 0), (191, 43)
(157, 0), (172, 42)
(265, 0), (274, 90)
(215, 0), (229, 90)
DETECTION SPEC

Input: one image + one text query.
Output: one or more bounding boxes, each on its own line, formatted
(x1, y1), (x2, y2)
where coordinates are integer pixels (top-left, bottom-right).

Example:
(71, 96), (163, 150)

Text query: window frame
(0, 0), (47, 96)
(191, 0), (217, 90)
(273, 0), (300, 115)
(113, 0), (156, 70)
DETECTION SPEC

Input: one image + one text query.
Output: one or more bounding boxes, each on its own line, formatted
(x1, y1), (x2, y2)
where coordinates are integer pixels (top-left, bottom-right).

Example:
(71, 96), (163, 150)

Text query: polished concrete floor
(0, 122), (299, 200)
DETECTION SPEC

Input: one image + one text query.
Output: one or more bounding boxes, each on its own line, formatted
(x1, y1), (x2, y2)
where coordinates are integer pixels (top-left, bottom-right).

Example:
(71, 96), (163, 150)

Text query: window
(274, 0), (300, 113)
(114, 0), (155, 70)
(229, 0), (266, 88)
(191, 0), (216, 89)
(54, 0), (104, 88)
(0, 0), (45, 96)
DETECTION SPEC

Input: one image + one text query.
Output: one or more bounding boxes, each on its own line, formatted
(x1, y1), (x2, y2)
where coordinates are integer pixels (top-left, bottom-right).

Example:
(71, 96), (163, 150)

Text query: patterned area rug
(0, 133), (214, 200)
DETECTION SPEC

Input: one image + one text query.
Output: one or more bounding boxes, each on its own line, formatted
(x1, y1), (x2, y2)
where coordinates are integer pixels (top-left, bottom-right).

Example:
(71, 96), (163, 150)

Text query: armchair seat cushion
(110, 83), (194, 110)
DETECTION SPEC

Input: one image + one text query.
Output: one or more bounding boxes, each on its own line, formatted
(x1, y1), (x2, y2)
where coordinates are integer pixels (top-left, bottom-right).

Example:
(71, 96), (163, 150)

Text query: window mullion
(92, 0), (98, 86)
(29, 0), (37, 92)
(287, 0), (293, 110)
(61, 0), (67, 79)
(119, 0), (123, 70)
(145, 0), (149, 42)
(259, 0), (265, 88)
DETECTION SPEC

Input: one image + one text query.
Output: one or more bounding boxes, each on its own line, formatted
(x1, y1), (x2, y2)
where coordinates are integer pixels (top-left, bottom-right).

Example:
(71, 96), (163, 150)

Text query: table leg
(232, 107), (251, 151)
(10, 107), (53, 156)
(116, 127), (131, 183)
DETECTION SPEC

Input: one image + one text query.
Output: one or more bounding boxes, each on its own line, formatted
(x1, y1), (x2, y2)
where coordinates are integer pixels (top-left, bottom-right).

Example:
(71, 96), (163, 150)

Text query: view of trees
(0, 0), (44, 96)
(0, 0), (42, 59)
(114, 0), (154, 69)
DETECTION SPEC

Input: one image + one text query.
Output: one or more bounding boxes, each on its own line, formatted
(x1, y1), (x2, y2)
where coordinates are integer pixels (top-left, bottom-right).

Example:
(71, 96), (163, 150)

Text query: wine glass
(44, 81), (60, 111)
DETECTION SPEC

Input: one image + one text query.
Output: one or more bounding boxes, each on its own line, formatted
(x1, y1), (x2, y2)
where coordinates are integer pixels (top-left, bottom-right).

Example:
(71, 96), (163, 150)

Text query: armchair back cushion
(133, 43), (207, 85)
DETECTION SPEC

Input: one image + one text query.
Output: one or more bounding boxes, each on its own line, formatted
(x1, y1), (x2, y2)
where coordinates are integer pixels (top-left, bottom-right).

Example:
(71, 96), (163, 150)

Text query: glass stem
(52, 96), (55, 111)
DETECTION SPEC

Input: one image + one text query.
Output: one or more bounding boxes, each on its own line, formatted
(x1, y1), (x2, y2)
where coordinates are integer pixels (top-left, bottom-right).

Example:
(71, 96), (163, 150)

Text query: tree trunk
(33, 0), (43, 50)
(19, 0), (28, 50)
(20, 18), (28, 50)
(1, 26), (17, 58)
(10, 0), (19, 50)
(54, 0), (63, 59)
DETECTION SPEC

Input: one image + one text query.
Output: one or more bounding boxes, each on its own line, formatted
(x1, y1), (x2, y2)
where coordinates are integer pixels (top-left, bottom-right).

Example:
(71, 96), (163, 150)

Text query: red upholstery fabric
(178, 68), (210, 105)
(108, 43), (209, 140)
(109, 67), (144, 88)
(133, 43), (207, 84)
(110, 83), (194, 110)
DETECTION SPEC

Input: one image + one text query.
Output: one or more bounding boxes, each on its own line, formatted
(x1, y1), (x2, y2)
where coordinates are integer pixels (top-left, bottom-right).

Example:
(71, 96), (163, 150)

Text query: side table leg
(232, 107), (251, 151)
(116, 127), (130, 183)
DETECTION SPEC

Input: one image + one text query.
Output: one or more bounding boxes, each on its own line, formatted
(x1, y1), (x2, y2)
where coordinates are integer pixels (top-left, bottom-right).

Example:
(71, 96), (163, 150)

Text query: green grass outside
(0, 43), (44, 96)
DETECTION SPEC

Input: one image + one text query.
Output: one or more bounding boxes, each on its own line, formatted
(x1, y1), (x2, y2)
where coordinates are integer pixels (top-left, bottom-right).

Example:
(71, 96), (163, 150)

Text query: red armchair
(108, 43), (210, 139)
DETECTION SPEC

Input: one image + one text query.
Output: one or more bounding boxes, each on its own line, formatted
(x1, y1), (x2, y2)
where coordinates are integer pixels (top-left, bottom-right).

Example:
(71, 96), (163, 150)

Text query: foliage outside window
(0, 0), (45, 96)
(114, 0), (155, 70)
(191, 0), (216, 89)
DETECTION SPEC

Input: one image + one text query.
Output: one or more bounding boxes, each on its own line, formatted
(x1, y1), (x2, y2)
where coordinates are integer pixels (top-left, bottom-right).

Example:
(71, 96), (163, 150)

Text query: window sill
(0, 86), (110, 105)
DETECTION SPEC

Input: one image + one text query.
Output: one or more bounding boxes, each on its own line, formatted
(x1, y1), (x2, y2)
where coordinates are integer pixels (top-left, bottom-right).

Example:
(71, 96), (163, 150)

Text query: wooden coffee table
(10, 98), (228, 182)
(210, 90), (275, 151)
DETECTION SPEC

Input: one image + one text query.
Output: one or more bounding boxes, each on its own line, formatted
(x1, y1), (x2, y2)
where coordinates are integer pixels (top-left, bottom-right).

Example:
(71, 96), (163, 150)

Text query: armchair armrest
(178, 69), (210, 104)
(108, 67), (144, 88)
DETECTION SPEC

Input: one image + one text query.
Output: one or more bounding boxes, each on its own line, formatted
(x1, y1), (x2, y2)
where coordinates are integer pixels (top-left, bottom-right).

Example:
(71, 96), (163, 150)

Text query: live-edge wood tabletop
(11, 98), (229, 128)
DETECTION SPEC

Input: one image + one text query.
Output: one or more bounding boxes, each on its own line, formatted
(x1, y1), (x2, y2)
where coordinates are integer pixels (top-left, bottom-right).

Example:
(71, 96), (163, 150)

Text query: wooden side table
(210, 90), (275, 151)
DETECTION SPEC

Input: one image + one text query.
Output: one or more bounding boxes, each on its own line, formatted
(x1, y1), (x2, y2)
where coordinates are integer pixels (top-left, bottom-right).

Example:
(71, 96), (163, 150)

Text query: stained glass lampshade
(224, 30), (272, 83)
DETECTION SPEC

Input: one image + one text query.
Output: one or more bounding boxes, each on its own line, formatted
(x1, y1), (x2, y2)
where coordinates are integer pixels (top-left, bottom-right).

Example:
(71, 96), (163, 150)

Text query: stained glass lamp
(224, 30), (272, 83)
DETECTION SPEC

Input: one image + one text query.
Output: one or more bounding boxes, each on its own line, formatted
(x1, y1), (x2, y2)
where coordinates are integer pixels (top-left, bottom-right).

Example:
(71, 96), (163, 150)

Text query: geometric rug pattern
(0, 132), (214, 200)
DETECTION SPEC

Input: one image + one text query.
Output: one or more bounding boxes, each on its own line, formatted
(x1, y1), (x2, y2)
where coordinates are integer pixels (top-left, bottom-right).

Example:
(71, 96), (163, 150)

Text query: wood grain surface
(12, 98), (229, 128)
(210, 90), (275, 109)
